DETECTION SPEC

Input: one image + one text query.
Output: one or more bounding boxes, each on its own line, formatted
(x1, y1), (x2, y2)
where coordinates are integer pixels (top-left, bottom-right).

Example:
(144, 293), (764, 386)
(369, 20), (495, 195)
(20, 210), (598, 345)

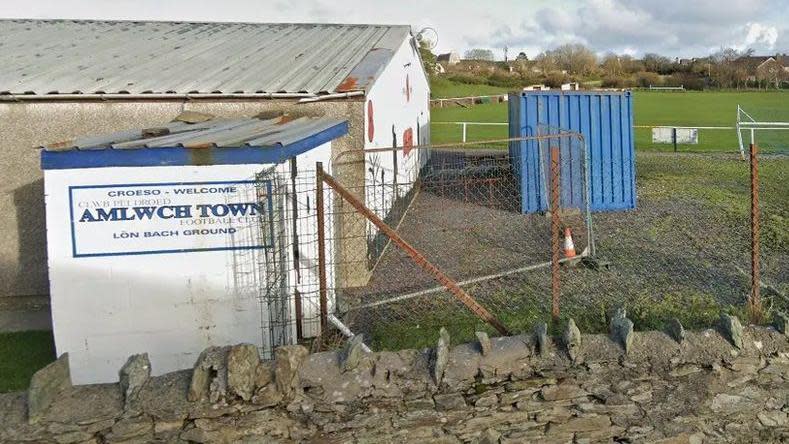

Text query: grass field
(430, 77), (510, 99)
(431, 90), (789, 152)
(0, 331), (55, 393)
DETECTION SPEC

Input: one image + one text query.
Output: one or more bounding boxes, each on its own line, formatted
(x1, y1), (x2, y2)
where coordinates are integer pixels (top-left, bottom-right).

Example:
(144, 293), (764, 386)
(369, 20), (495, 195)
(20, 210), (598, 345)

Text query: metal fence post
(550, 146), (561, 321)
(289, 157), (303, 342)
(748, 143), (762, 321)
(316, 162), (328, 334)
(462, 122), (467, 143)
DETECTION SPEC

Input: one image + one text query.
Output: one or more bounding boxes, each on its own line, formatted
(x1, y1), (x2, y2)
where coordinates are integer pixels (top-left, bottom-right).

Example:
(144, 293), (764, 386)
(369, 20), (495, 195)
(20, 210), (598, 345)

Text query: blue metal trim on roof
(41, 121), (348, 170)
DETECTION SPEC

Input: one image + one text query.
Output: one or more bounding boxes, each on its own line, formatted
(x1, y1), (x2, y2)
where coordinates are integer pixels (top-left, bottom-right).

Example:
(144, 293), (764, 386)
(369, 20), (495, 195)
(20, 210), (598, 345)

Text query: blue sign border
(68, 180), (274, 258)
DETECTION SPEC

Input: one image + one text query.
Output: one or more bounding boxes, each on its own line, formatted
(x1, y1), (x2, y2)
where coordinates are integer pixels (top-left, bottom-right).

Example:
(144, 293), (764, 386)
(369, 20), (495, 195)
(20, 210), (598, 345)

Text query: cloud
(618, 0), (769, 25)
(471, 0), (787, 57)
(2, 0), (787, 58)
(739, 23), (779, 49)
(775, 28), (789, 53)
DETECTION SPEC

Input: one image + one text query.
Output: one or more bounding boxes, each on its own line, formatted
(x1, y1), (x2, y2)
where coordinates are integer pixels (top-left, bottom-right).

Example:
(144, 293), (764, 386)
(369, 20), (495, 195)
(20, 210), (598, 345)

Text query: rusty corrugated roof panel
(42, 115), (347, 151)
(0, 19), (410, 96)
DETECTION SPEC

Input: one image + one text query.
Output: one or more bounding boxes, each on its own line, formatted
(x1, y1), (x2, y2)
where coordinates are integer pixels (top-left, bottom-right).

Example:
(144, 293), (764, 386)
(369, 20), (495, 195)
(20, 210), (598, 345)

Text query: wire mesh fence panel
(323, 133), (592, 350)
(224, 165), (347, 359)
(231, 132), (786, 357)
(324, 143), (785, 350)
(734, 106), (789, 316)
(557, 150), (787, 332)
(756, 153), (788, 314)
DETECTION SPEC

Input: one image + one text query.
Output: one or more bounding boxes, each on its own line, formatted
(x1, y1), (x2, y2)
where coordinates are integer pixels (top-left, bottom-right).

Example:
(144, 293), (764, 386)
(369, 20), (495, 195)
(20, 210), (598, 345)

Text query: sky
(2, 0), (787, 59)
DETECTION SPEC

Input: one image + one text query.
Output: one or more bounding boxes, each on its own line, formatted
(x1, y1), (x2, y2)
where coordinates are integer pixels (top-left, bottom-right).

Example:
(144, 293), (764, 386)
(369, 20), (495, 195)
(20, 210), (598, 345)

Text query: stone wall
(1, 315), (788, 443)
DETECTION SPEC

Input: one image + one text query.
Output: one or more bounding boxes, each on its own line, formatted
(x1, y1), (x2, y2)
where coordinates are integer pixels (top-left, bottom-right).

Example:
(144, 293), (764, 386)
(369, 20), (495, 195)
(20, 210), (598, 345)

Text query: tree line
(421, 43), (787, 90)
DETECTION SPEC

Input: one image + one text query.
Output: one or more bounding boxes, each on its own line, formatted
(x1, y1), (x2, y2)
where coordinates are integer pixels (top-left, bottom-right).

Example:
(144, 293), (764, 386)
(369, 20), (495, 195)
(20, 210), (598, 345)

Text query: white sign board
(69, 181), (272, 257)
(652, 127), (699, 144)
(44, 140), (337, 385)
(45, 165), (272, 384)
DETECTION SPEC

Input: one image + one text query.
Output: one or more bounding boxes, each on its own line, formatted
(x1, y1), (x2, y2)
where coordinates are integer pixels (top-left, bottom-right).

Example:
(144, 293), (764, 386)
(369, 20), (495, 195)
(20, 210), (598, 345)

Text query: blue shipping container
(508, 91), (636, 212)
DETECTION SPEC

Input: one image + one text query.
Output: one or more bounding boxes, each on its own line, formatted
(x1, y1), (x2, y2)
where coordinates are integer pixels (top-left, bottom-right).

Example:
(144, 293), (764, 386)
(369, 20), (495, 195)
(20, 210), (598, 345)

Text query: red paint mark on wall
(402, 128), (413, 156)
(367, 100), (375, 142)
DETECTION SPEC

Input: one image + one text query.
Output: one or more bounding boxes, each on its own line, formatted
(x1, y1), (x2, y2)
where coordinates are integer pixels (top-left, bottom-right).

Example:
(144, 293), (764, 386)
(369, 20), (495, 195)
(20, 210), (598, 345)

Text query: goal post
(737, 105), (789, 158)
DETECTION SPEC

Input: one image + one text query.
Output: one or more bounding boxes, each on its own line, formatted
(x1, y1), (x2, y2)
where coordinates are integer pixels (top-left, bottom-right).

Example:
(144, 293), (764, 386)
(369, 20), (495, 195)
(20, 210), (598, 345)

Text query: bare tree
(619, 55), (642, 74)
(546, 44), (597, 76)
(710, 47), (753, 88)
(643, 53), (672, 74)
(601, 53), (622, 77)
(464, 48), (495, 61)
(534, 51), (557, 74)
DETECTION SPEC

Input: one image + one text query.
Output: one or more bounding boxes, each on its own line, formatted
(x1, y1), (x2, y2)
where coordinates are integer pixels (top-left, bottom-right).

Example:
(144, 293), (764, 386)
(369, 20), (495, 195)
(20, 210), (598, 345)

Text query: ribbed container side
(508, 91), (637, 213)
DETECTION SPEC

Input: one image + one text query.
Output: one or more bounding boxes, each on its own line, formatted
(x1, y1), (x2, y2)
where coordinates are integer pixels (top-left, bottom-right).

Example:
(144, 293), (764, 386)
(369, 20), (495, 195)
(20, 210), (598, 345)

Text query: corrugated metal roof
(1, 19), (411, 96)
(42, 113), (347, 151)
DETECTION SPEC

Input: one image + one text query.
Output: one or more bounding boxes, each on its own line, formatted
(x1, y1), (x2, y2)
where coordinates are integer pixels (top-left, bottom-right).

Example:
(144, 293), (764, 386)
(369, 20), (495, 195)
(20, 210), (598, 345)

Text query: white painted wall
(363, 33), (430, 229)
(44, 143), (333, 384)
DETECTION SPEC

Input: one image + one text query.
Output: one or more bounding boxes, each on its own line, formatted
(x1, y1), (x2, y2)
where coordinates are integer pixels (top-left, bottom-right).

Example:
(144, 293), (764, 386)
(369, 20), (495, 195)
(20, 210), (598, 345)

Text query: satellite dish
(415, 27), (438, 50)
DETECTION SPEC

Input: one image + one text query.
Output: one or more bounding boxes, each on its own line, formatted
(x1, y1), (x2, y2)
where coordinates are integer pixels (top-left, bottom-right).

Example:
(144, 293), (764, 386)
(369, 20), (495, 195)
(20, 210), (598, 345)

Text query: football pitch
(431, 90), (788, 152)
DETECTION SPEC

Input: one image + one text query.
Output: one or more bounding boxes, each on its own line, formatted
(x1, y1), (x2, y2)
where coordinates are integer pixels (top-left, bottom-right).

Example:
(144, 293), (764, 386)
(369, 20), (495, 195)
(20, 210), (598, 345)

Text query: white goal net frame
(737, 105), (789, 158)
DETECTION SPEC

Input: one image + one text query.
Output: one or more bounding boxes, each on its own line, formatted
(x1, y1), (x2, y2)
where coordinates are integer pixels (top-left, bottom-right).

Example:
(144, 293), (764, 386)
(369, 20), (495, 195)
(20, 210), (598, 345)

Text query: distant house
(437, 51), (461, 66)
(755, 56), (789, 87)
(737, 55), (789, 82)
(523, 84), (550, 91)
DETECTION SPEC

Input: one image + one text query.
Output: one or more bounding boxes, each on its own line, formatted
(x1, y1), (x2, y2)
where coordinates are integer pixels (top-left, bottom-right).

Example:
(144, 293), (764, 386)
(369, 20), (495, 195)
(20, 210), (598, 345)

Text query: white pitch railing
(434, 117), (788, 151)
(432, 121), (508, 142)
(430, 95), (508, 108)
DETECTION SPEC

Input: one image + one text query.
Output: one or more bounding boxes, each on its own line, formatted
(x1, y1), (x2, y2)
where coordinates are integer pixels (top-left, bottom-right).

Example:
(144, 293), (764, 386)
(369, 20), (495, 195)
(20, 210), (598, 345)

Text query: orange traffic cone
(563, 227), (577, 258)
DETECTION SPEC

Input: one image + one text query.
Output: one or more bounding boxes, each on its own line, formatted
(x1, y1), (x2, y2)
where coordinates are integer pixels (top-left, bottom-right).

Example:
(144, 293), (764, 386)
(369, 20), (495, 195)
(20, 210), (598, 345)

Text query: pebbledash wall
(0, 99), (364, 307)
(41, 121), (347, 384)
(1, 23), (432, 307)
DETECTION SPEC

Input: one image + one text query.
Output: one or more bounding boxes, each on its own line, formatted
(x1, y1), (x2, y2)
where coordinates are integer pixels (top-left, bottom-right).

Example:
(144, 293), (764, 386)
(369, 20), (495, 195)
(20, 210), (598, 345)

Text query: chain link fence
(559, 150), (787, 333)
(248, 134), (786, 355)
(323, 132), (595, 350)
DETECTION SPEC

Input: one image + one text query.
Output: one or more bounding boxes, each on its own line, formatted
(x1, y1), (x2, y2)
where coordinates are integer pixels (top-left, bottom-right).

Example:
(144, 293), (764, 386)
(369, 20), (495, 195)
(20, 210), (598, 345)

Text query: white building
(0, 20), (430, 330)
(437, 51), (462, 66)
(42, 114), (347, 384)
(523, 84), (551, 91)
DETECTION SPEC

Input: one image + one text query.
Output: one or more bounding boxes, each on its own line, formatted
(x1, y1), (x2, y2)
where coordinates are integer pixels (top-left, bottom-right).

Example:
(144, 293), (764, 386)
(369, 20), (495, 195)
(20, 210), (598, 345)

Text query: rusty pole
(550, 146), (561, 322)
(321, 171), (510, 336)
(316, 162), (329, 334)
(748, 143), (762, 320)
